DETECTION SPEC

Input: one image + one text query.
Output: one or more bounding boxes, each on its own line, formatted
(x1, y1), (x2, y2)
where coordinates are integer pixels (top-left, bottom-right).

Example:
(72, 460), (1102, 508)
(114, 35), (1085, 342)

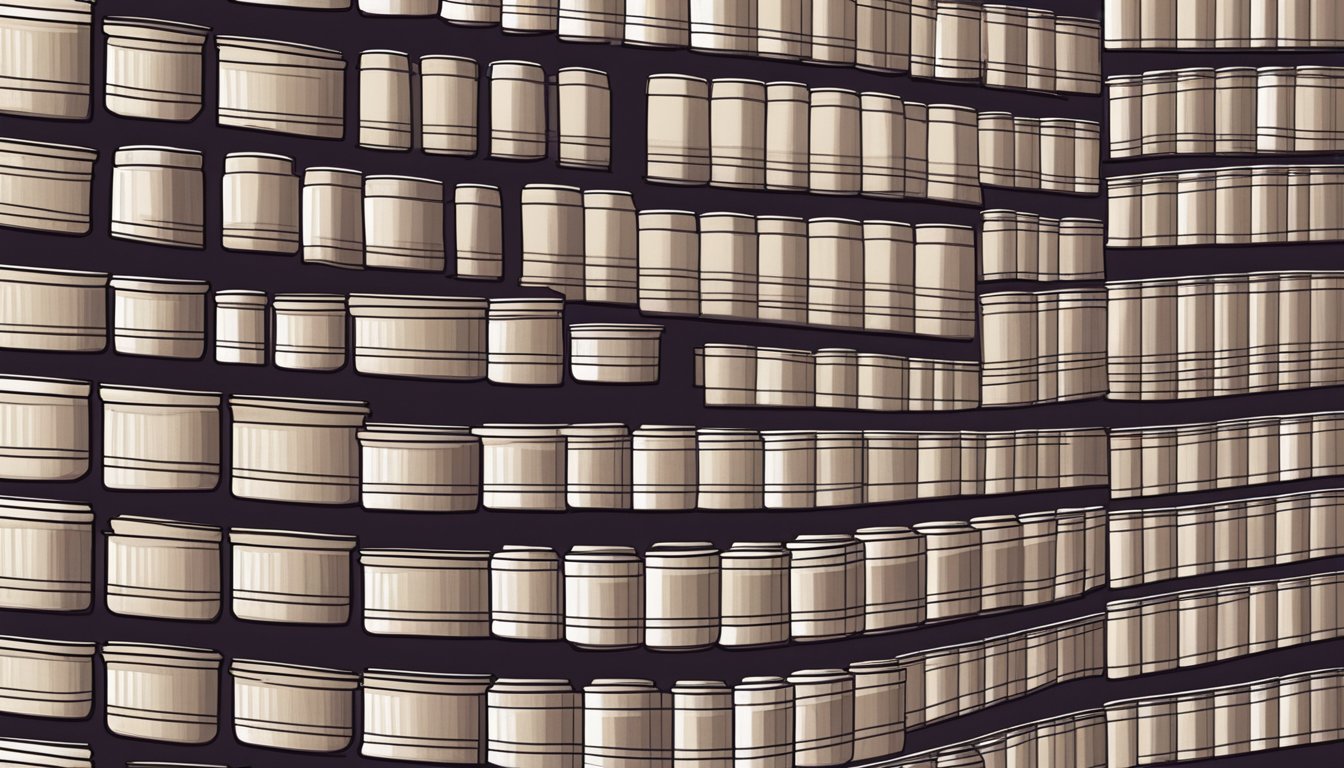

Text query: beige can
(815, 431), (864, 507)
(422, 55), (479, 156)
(111, 276), (208, 359)
(103, 17), (210, 121)
(914, 521), (982, 620)
(357, 423), (480, 512)
(809, 88), (862, 195)
(633, 425), (698, 510)
(733, 677), (794, 768)
(671, 680), (732, 768)
(788, 669), (854, 767)
(222, 153), (300, 254)
(456, 184), (503, 280)
(105, 515), (221, 621)
(570, 324), (663, 384)
(364, 175), (445, 272)
(349, 294), (487, 380)
(625, 0), (687, 46)
(863, 221), (916, 333)
(359, 50), (412, 151)
(808, 218), (864, 328)
(0, 375), (90, 481)
(564, 545), (645, 648)
(788, 534), (864, 640)
(443, 0), (503, 24)
(491, 545), (563, 640)
(765, 82), (810, 191)
(521, 184), (585, 299)
(214, 290), (267, 365)
(0, 0), (92, 117)
(697, 428), (763, 509)
(855, 526), (925, 631)
(230, 659), (359, 752)
(756, 216), (808, 323)
(848, 659), (905, 760)
(230, 528), (356, 624)
(362, 670), (492, 764)
(558, 68), (612, 169)
(583, 679), (671, 768)
(0, 264), (106, 352)
(0, 138), (97, 235)
(701, 344), (756, 406)
(647, 75), (710, 185)
(925, 105), (980, 205)
(489, 298), (565, 385)
(720, 542), (789, 647)
(273, 293), (347, 371)
(216, 36), (345, 139)
(111, 146), (204, 248)
(638, 209), (700, 315)
(473, 424), (567, 510)
(862, 432), (918, 503)
(229, 395), (369, 504)
(815, 348), (859, 408)
(488, 679), (582, 768)
(860, 92), (906, 199)
(699, 212), (758, 319)
(362, 548), (490, 637)
(0, 496), (92, 611)
(565, 423), (632, 509)
(303, 167), (365, 269)
(0, 635), (94, 719)
(102, 642), (221, 744)
(763, 431), (817, 509)
(490, 60), (546, 159)
(582, 190), (638, 304)
(646, 542), (720, 651)
(755, 347), (813, 407)
(710, 79), (766, 188)
(99, 385), (221, 491)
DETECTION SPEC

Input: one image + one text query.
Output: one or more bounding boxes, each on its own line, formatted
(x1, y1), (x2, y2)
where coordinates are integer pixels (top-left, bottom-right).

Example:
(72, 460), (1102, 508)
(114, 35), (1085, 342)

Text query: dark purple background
(1, 0), (1343, 765)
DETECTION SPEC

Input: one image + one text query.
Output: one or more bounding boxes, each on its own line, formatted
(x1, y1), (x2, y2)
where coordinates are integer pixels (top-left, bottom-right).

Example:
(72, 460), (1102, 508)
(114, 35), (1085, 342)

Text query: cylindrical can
(564, 423), (632, 509)
(720, 543), (789, 647)
(557, 68), (611, 169)
(710, 79), (766, 188)
(99, 385), (220, 491)
(0, 495), (93, 610)
(809, 89), (861, 195)
(564, 546), (644, 649)
(570, 324), (662, 384)
(361, 548), (490, 636)
(0, 635), (94, 719)
(521, 184), (584, 300)
(765, 82), (810, 191)
(733, 677), (794, 768)
(273, 293), (346, 371)
(229, 528), (357, 624)
(102, 642), (221, 744)
(787, 534), (864, 641)
(491, 545), (561, 640)
(855, 526), (925, 630)
(0, 0), (94, 120)
(357, 423), (480, 512)
(698, 212), (757, 320)
(672, 680), (731, 768)
(359, 50), (412, 151)
(490, 60), (547, 159)
(362, 670), (492, 764)
(110, 276), (208, 359)
(111, 146), (204, 248)
(638, 210), (699, 315)
(0, 264), (106, 353)
(421, 56), (478, 156)
(348, 294), (487, 380)
(363, 175), (445, 272)
(105, 515), (220, 621)
(216, 36), (345, 139)
(230, 659), (358, 752)
(473, 424), (566, 510)
(222, 153), (299, 254)
(645, 542), (720, 651)
(914, 521), (981, 620)
(103, 17), (209, 121)
(455, 184), (502, 280)
(302, 167), (364, 269)
(582, 190), (638, 304)
(788, 669), (854, 767)
(583, 679), (671, 768)
(633, 425), (698, 510)
(647, 75), (710, 185)
(488, 679), (581, 768)
(696, 428), (763, 509)
(229, 395), (368, 504)
(488, 298), (565, 385)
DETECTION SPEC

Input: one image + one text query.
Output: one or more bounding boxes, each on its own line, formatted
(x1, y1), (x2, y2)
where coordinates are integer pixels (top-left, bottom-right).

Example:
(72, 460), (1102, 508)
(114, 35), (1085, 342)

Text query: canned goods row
(1109, 66), (1344, 159)
(1103, 0), (1344, 49)
(2, 500), (1107, 643)
(3, 613), (1339, 761)
(887, 666), (1344, 767)
(979, 289), (1109, 408)
(1109, 410), (1344, 500)
(0, 375), (1110, 507)
(1106, 164), (1344, 248)
(980, 210), (1105, 283)
(1107, 271), (1344, 401)
(520, 186), (979, 339)
(222, 0), (1102, 96)
(0, 642), (906, 763)
(646, 76), (1100, 202)
(1106, 571), (1344, 679)
(694, 344), (979, 412)
(1108, 487), (1344, 588)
